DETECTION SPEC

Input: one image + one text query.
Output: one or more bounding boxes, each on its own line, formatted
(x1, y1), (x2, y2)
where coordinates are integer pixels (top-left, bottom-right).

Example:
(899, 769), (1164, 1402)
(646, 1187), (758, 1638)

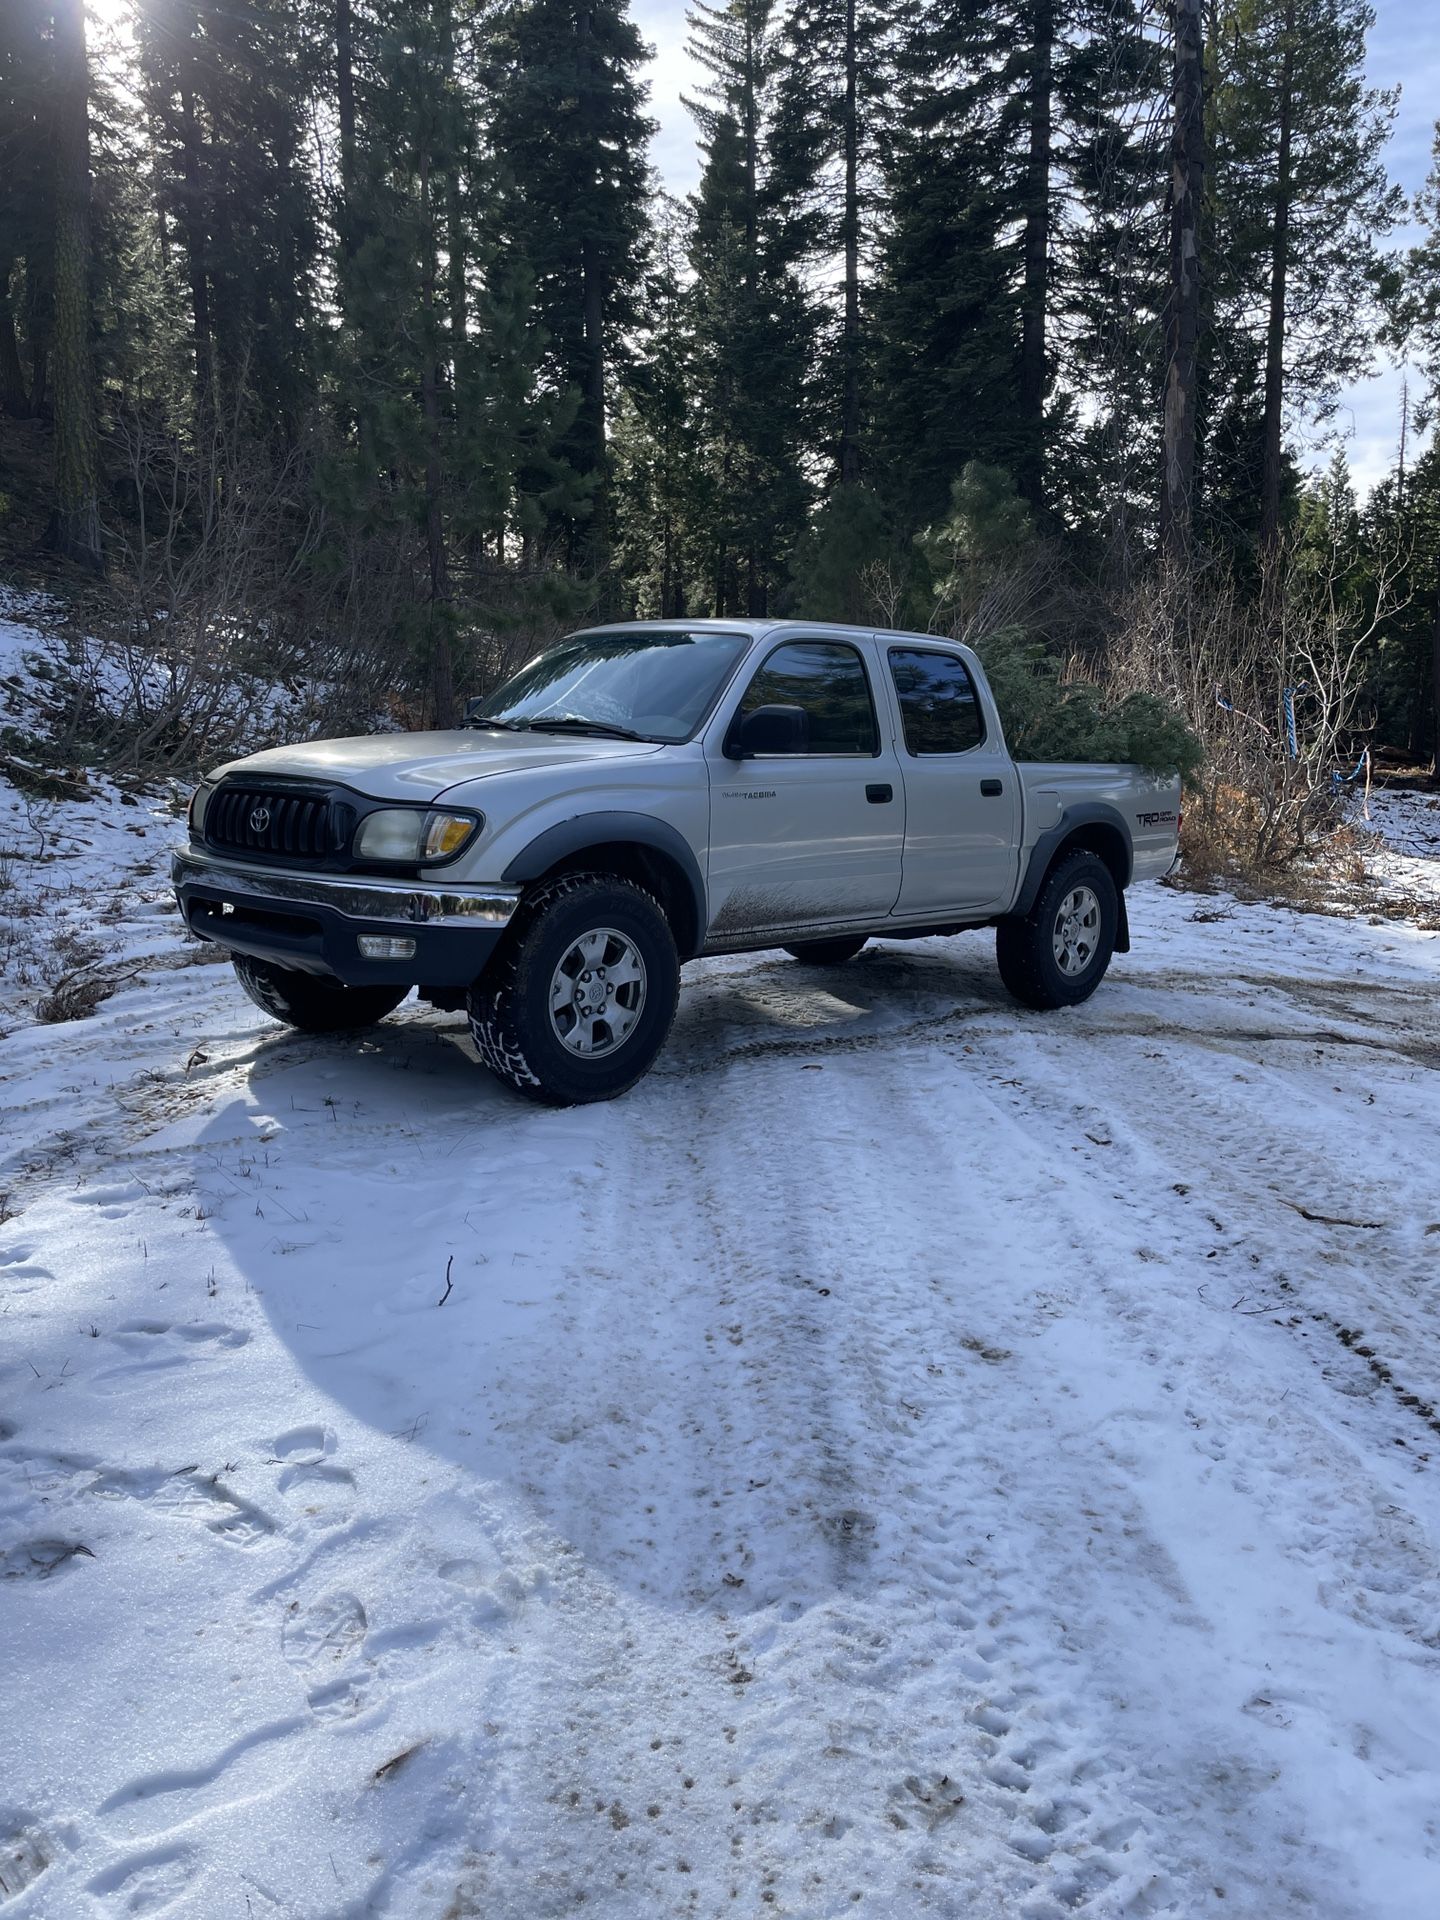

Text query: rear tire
(783, 935), (868, 965)
(995, 851), (1118, 1010)
(468, 872), (680, 1105)
(232, 955), (409, 1032)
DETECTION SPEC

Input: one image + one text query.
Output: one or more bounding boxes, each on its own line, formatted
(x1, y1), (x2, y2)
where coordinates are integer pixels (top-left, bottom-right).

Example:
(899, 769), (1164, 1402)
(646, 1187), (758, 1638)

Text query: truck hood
(209, 728), (665, 802)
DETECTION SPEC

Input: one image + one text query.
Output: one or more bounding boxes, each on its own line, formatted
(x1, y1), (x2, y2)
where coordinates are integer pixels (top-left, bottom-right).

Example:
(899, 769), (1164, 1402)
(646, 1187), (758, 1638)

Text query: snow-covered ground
(3, 760), (1440, 1917)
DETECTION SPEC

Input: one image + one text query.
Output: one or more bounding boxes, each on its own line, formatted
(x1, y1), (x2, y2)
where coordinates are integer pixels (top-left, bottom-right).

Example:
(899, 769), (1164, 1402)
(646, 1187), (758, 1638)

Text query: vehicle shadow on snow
(187, 937), (1013, 1610)
(222, 934), (1015, 1107)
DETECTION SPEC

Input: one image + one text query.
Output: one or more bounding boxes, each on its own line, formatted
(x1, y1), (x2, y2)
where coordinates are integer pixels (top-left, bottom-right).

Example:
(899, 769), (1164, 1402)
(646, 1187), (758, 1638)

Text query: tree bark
(1259, 0), (1296, 558)
(0, 255), (30, 419)
(419, 143), (455, 728)
(336, 0), (358, 252)
(47, 0), (102, 571)
(838, 0), (862, 485)
(573, 5), (610, 579)
(177, 16), (214, 418)
(1018, 0), (1052, 516)
(1160, 0), (1205, 570)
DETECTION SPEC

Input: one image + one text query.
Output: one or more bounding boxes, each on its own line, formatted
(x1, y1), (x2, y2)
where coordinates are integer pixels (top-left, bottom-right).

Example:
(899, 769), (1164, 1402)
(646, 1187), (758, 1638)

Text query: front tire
(784, 935), (868, 965)
(468, 873), (680, 1105)
(232, 955), (409, 1032)
(996, 851), (1118, 1010)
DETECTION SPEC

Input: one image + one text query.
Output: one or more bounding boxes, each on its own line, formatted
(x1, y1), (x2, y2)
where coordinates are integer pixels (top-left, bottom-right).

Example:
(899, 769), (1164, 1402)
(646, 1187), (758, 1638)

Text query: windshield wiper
(466, 714), (532, 732)
(523, 715), (650, 742)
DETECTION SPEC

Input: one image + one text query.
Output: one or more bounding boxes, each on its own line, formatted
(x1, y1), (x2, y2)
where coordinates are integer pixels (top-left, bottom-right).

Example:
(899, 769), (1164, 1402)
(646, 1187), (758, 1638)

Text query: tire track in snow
(441, 1049), (1182, 1917)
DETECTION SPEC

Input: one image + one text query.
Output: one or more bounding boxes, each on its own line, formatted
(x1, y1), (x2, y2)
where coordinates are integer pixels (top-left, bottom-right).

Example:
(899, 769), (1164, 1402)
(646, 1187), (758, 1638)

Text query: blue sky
(631, 0), (1438, 495)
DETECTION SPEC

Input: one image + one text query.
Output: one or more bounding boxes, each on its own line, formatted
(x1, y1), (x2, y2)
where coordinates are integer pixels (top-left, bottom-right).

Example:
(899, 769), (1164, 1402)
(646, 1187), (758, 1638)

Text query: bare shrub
(36, 394), (423, 770)
(1105, 553), (1392, 878)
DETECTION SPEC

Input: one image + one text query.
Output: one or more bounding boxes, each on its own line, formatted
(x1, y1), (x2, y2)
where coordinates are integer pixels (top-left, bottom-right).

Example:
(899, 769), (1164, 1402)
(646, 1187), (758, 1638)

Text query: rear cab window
(887, 647), (986, 755)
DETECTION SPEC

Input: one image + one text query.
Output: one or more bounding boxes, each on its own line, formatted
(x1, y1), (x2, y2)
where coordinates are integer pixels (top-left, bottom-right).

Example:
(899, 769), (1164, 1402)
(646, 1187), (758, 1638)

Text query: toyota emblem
(249, 805), (271, 833)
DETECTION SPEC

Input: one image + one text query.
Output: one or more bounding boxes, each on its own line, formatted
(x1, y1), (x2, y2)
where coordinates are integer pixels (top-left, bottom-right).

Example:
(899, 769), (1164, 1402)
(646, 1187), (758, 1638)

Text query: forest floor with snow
(3, 660), (1440, 1916)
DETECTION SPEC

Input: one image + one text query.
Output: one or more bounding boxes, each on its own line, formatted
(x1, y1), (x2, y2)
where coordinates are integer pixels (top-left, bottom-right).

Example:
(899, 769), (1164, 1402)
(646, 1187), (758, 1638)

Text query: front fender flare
(501, 811), (708, 958)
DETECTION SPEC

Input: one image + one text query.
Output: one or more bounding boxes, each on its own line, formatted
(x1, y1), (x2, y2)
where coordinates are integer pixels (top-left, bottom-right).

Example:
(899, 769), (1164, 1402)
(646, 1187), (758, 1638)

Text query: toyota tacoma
(172, 620), (1182, 1103)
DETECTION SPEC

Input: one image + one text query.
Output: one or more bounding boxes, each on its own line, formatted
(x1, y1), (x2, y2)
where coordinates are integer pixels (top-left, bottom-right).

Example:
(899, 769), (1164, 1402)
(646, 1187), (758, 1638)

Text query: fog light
(358, 935), (416, 960)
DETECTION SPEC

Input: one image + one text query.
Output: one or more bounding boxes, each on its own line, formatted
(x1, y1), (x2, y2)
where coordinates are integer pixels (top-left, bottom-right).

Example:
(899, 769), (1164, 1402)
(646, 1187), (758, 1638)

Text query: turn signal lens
(423, 813), (476, 859)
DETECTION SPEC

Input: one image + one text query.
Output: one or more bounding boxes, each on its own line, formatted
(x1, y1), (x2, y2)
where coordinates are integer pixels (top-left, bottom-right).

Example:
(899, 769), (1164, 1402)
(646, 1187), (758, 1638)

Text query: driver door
(704, 637), (904, 943)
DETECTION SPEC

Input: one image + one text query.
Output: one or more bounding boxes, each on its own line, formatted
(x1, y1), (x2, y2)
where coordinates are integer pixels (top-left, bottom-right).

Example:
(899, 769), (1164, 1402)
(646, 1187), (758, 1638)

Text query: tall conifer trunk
(575, 5), (611, 577)
(48, 0), (102, 571)
(336, 0), (358, 254)
(838, 0), (862, 485)
(1259, 0), (1296, 559)
(1019, 0), (1052, 516)
(419, 138), (455, 727)
(1161, 0), (1204, 568)
(0, 256), (30, 419)
(177, 14), (214, 419)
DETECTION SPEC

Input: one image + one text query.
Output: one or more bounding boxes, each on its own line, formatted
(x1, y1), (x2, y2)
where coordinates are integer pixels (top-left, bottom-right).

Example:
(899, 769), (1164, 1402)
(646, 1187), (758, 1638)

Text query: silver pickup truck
(173, 620), (1180, 1103)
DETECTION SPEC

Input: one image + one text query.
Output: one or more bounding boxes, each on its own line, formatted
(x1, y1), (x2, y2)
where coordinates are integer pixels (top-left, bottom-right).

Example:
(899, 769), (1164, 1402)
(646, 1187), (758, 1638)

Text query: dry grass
(34, 967), (125, 1024)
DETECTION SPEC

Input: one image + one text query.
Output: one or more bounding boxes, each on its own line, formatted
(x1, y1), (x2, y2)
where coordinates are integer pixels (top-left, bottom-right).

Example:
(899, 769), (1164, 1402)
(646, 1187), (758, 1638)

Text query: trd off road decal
(1135, 810), (1178, 828)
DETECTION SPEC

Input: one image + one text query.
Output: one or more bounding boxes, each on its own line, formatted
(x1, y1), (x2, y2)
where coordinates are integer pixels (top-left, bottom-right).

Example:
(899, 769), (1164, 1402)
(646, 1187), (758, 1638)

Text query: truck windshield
(470, 630), (749, 745)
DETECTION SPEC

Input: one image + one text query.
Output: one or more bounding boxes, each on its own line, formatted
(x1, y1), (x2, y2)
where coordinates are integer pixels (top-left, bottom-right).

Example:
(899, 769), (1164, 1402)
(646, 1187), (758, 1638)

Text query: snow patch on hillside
(0, 771), (198, 1032)
(1362, 785), (1440, 920)
(0, 587), (382, 784)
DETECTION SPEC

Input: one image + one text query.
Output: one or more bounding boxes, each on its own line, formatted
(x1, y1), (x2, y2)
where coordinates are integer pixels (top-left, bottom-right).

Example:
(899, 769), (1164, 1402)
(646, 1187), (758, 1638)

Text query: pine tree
(613, 197), (702, 616)
(136, 0), (320, 434)
(869, 0), (1025, 534)
(1160, 0), (1203, 569)
(486, 0), (655, 580)
(323, 0), (591, 717)
(769, 0), (891, 487)
(327, 0), (472, 721)
(684, 0), (818, 614)
(0, 0), (51, 421)
(47, 0), (101, 569)
(1206, 0), (1400, 559)
(1388, 119), (1440, 766)
(1051, 1), (1169, 572)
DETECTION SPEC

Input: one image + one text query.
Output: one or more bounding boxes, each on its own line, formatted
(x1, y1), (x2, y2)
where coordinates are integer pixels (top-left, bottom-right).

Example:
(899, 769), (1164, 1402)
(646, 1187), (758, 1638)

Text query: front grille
(206, 784), (336, 862)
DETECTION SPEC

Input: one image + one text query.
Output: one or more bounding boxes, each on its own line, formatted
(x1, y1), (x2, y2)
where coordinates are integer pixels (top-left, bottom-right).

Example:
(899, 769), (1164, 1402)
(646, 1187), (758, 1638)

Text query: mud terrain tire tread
(468, 872), (680, 1105)
(995, 849), (1119, 1011)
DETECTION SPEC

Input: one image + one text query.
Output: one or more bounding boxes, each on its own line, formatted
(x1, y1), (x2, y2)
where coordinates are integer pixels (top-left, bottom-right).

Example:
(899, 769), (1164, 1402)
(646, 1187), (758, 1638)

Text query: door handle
(980, 778), (1004, 797)
(866, 783), (893, 804)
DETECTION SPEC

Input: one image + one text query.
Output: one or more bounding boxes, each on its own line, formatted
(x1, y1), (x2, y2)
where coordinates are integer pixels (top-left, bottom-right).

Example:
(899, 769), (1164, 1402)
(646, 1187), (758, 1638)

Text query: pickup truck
(172, 620), (1181, 1103)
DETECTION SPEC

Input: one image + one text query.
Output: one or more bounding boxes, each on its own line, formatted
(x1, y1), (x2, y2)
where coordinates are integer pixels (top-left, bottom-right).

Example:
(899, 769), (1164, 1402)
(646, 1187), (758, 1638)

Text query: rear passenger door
(704, 637), (904, 941)
(886, 645), (1020, 914)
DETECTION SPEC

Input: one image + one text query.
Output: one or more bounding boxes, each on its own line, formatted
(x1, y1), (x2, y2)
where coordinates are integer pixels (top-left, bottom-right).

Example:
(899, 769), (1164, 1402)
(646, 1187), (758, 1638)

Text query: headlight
(352, 808), (481, 865)
(188, 781), (214, 837)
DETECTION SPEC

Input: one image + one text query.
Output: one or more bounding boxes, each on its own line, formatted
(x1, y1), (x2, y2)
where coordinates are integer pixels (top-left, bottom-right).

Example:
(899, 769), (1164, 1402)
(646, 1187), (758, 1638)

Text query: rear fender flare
(1013, 804), (1134, 920)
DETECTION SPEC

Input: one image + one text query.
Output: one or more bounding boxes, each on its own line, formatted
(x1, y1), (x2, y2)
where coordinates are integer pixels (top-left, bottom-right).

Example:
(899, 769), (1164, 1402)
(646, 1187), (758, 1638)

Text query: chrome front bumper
(170, 847), (521, 929)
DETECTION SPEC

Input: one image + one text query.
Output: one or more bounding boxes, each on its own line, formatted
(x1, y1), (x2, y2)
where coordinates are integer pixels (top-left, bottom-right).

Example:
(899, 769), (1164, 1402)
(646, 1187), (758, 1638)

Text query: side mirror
(727, 703), (809, 759)
(463, 696), (488, 722)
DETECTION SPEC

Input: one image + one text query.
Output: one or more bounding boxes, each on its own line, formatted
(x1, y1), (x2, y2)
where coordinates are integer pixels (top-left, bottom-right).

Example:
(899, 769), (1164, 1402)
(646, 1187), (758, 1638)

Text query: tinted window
(737, 642), (878, 755)
(889, 648), (985, 754)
